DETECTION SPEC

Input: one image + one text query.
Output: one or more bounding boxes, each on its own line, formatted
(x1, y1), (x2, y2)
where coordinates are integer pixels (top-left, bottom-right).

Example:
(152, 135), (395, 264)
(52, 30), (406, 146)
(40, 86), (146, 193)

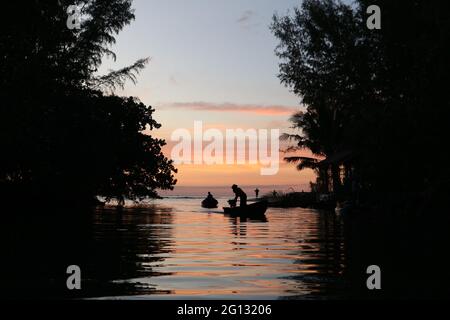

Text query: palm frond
(284, 156), (320, 171)
(289, 111), (304, 124)
(91, 57), (150, 92)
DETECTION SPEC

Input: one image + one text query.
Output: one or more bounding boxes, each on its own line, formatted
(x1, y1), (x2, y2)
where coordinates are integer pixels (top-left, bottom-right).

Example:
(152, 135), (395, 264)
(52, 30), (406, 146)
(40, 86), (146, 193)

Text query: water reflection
(2, 198), (349, 299)
(83, 206), (176, 296)
(88, 199), (347, 299)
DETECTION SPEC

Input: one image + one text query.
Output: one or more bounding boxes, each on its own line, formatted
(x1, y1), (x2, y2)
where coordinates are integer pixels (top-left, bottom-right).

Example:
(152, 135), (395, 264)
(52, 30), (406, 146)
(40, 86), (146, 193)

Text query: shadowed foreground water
(80, 198), (346, 299)
(3, 197), (450, 299)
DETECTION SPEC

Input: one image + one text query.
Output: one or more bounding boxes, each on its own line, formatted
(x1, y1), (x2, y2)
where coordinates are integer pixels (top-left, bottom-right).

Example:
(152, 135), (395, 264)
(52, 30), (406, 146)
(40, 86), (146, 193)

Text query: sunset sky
(100, 0), (316, 190)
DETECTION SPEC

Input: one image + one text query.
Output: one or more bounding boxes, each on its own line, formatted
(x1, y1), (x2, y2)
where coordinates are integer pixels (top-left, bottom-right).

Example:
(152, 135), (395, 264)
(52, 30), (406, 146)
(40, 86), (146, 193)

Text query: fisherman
(254, 188), (260, 198)
(202, 191), (218, 208)
(231, 184), (247, 207)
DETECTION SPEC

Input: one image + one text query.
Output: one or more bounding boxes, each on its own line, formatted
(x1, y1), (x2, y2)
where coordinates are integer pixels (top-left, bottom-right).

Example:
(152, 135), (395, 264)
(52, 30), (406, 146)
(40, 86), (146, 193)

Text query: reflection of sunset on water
(85, 198), (345, 299)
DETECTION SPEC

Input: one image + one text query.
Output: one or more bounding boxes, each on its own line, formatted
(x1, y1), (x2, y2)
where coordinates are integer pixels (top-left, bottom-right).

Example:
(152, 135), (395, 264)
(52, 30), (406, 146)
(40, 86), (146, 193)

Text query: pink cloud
(162, 102), (299, 116)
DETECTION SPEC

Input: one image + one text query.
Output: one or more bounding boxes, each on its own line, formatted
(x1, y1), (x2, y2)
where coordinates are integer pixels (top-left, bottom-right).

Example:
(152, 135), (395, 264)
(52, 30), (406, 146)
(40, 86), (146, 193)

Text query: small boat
(202, 197), (218, 209)
(223, 201), (268, 217)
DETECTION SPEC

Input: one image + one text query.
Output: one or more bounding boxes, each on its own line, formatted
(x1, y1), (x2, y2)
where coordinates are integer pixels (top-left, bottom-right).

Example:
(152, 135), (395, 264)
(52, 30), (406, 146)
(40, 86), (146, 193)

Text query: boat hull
(202, 199), (218, 209)
(223, 201), (268, 217)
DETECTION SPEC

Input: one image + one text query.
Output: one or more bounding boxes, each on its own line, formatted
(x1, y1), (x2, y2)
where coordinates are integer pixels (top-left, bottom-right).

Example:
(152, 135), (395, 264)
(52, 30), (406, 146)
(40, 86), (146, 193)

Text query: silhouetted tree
(356, 0), (450, 196)
(0, 0), (177, 206)
(272, 0), (374, 193)
(272, 0), (450, 205)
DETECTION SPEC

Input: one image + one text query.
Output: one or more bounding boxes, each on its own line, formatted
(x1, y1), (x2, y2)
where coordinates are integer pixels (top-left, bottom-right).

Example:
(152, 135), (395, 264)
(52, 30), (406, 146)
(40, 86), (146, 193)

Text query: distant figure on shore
(231, 184), (247, 207)
(255, 188), (260, 198)
(117, 195), (125, 208)
(272, 190), (278, 198)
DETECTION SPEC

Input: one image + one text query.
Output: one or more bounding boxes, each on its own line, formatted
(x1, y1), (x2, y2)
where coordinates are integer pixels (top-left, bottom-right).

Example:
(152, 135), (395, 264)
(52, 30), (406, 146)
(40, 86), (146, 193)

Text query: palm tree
(281, 106), (340, 193)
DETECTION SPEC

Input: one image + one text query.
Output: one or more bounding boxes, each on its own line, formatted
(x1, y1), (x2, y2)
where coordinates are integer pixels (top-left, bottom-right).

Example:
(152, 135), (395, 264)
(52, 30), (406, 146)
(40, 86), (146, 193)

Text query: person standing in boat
(232, 184), (247, 207)
(254, 188), (260, 198)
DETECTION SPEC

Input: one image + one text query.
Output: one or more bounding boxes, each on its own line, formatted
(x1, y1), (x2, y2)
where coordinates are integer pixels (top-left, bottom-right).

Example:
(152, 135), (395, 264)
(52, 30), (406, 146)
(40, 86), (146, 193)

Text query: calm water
(79, 197), (347, 299)
(4, 196), (449, 299)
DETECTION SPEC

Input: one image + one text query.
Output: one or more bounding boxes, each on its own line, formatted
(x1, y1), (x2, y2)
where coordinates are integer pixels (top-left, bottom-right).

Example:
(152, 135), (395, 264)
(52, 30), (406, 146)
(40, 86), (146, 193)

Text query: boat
(223, 201), (268, 217)
(201, 197), (218, 209)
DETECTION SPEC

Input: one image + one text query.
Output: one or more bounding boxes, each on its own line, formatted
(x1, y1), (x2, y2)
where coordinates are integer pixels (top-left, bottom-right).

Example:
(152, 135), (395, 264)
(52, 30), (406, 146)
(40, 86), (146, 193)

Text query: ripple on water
(85, 198), (346, 299)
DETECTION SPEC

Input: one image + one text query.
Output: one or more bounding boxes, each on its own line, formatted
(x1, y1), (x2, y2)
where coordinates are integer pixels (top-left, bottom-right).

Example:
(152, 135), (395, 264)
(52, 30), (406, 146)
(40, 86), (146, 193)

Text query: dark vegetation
(271, 0), (450, 215)
(0, 1), (177, 208)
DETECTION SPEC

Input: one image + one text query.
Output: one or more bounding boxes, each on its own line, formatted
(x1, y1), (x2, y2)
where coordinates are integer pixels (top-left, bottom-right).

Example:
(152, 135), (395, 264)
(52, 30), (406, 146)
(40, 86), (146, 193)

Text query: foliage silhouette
(0, 0), (177, 206)
(272, 0), (450, 207)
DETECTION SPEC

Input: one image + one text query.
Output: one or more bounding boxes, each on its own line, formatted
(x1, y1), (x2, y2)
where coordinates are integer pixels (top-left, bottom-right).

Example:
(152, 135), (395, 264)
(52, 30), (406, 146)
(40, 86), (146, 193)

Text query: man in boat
(202, 192), (218, 208)
(231, 184), (247, 207)
(206, 192), (218, 204)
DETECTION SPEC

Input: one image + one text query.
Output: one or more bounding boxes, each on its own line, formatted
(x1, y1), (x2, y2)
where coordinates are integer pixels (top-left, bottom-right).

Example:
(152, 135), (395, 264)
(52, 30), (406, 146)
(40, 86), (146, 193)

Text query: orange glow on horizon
(172, 163), (315, 188)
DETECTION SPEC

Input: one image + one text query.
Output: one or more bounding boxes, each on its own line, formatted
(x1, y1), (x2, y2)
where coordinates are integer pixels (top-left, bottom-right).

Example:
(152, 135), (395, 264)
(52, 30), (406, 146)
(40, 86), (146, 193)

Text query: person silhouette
(255, 188), (260, 198)
(203, 191), (218, 208)
(117, 195), (125, 208)
(232, 184), (247, 207)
